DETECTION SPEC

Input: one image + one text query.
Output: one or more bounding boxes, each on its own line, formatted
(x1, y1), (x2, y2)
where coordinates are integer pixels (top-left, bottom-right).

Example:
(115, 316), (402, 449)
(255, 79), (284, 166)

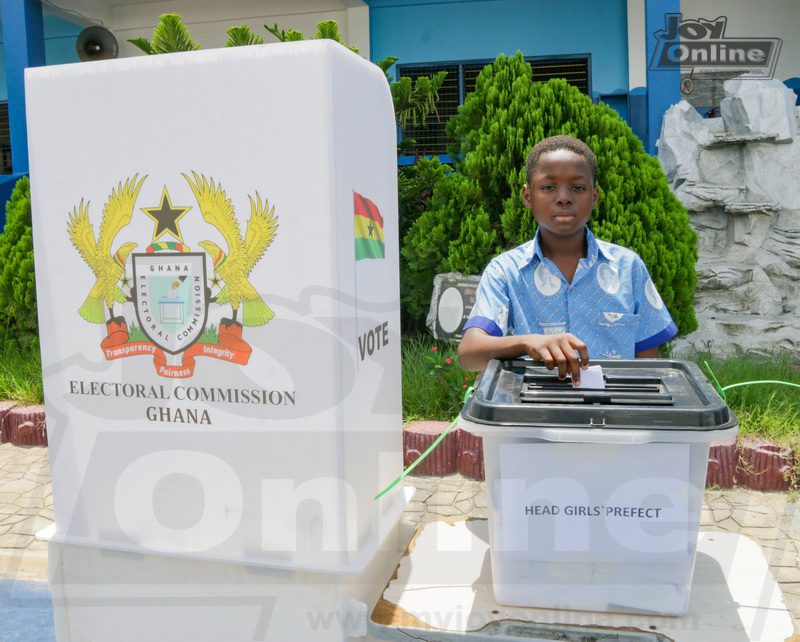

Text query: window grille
(398, 56), (590, 159)
(0, 103), (12, 175)
(397, 64), (458, 158)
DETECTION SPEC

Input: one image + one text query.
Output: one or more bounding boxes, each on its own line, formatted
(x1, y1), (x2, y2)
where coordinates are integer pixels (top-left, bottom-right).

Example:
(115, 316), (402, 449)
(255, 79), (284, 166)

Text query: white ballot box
(460, 359), (739, 616)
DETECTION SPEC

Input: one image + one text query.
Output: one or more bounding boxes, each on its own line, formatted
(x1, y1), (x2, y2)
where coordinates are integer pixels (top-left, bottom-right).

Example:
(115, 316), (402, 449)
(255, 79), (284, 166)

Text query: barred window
(0, 103), (12, 175)
(398, 56), (590, 160)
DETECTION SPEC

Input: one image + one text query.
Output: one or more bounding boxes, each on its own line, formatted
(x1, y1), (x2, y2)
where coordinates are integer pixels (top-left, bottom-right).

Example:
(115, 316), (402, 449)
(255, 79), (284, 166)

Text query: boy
(457, 135), (677, 383)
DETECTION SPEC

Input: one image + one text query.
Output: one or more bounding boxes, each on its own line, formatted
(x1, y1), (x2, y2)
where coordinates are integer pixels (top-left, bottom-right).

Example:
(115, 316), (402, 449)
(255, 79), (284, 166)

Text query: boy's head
(525, 135), (597, 185)
(522, 136), (598, 240)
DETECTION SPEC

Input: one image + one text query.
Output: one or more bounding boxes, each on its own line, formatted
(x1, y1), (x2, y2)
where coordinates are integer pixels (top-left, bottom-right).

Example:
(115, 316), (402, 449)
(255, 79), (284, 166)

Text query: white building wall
(627, 0), (646, 89)
(58, 0), (370, 59)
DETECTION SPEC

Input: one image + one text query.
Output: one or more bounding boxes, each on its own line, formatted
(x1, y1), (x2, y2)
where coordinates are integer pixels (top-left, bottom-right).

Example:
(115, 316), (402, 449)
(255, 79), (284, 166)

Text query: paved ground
(0, 444), (52, 583)
(1, 442), (800, 637)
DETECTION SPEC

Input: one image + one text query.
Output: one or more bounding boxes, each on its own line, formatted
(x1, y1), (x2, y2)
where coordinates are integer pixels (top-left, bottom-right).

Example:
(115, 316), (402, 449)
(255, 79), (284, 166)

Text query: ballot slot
(520, 372), (674, 406)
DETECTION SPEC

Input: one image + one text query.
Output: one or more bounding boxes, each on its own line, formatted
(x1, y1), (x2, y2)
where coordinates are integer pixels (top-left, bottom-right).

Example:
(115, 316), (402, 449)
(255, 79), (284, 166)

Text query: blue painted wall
(0, 15), (82, 101)
(644, 0), (680, 155)
(367, 0), (629, 98)
(0, 12), (81, 219)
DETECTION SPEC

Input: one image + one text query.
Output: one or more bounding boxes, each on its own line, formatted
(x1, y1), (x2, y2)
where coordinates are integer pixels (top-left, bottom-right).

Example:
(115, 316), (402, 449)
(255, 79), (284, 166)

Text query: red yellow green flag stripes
(354, 192), (385, 260)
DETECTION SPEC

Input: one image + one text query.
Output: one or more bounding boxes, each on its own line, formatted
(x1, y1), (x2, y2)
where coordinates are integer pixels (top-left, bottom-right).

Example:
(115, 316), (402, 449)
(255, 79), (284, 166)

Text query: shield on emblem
(132, 253), (209, 354)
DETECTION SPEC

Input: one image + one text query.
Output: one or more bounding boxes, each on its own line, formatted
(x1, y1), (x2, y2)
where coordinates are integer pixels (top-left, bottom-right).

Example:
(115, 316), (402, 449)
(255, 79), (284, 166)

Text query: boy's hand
(523, 333), (589, 383)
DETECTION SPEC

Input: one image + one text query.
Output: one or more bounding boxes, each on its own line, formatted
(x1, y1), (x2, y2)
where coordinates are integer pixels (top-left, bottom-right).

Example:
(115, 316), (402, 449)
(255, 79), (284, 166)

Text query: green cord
(703, 360), (727, 400)
(721, 380), (800, 393)
(374, 386), (475, 500)
(703, 360), (800, 401)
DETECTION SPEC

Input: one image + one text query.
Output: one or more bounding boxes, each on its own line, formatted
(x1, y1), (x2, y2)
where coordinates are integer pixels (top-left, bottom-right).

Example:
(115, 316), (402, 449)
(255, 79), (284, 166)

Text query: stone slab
(371, 520), (795, 642)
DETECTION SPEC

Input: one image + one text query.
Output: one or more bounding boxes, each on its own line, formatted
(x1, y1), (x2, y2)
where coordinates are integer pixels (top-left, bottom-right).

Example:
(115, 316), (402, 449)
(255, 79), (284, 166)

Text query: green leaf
(225, 25), (264, 47)
(149, 14), (201, 54)
(127, 37), (152, 54)
(391, 70), (447, 129)
(284, 29), (305, 42)
(313, 19), (358, 53)
(264, 22), (290, 41)
(377, 56), (398, 75)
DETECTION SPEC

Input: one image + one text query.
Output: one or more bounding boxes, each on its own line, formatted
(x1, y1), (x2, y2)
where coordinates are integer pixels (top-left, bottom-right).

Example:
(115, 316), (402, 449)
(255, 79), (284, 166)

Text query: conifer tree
(0, 177), (37, 347)
(402, 53), (698, 335)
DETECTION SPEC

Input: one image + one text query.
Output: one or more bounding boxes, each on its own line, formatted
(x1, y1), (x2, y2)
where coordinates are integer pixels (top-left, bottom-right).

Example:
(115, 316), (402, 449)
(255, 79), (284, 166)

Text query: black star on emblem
(367, 221), (375, 238)
(210, 274), (221, 288)
(120, 275), (131, 288)
(142, 187), (191, 243)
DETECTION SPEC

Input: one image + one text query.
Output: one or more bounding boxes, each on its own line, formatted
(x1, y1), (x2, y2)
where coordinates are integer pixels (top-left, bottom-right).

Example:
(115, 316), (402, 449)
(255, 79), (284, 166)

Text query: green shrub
(402, 335), (476, 420)
(402, 53), (698, 335)
(397, 157), (450, 240)
(0, 177), (38, 347)
(0, 323), (43, 404)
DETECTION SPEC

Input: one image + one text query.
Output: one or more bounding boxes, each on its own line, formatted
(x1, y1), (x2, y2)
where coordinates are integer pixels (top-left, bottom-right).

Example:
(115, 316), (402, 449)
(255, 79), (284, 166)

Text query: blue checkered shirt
(463, 228), (678, 359)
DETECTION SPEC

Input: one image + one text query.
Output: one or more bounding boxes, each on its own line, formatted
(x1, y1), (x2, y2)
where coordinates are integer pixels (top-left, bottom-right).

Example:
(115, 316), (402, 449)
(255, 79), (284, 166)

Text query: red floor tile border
(403, 422), (797, 491)
(455, 428), (484, 480)
(403, 420), (457, 476)
(0, 411), (796, 490)
(2, 405), (47, 447)
(0, 401), (17, 443)
(736, 437), (794, 491)
(706, 437), (738, 489)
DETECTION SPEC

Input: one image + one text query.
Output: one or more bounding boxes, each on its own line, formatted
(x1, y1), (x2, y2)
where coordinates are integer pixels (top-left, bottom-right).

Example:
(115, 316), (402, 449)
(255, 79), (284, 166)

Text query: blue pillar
(1, 0), (45, 175)
(645, 0), (681, 155)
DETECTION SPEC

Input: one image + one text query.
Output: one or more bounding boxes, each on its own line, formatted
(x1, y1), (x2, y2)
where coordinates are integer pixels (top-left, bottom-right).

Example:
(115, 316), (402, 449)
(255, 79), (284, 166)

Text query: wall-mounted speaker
(76, 26), (119, 62)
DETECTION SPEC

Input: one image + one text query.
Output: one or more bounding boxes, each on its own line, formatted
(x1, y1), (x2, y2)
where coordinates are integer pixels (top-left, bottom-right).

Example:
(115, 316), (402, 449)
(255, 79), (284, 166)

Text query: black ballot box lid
(462, 359), (738, 434)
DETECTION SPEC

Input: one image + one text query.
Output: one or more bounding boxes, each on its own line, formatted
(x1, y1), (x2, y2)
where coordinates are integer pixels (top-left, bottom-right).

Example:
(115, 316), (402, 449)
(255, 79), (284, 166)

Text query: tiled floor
(1, 443), (799, 636)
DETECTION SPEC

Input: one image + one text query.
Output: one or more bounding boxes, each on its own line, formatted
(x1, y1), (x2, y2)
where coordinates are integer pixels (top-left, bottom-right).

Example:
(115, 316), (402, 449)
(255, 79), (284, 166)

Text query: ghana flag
(354, 192), (385, 260)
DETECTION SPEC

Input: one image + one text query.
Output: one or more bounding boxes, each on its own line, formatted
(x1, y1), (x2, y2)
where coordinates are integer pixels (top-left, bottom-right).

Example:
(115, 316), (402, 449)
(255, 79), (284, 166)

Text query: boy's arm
(631, 256), (678, 358)
(458, 327), (589, 382)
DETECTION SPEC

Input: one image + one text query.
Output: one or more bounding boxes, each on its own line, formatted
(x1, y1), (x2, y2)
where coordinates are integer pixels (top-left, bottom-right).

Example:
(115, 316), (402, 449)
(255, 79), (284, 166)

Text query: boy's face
(522, 149), (598, 241)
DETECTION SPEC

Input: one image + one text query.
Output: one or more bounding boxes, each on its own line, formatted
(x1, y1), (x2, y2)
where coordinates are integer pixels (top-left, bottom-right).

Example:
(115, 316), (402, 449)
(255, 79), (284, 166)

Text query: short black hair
(526, 135), (597, 184)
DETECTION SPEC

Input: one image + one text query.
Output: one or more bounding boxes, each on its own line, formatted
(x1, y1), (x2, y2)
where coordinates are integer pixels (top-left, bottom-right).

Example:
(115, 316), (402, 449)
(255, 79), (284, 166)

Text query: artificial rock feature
(720, 79), (798, 143)
(659, 79), (800, 356)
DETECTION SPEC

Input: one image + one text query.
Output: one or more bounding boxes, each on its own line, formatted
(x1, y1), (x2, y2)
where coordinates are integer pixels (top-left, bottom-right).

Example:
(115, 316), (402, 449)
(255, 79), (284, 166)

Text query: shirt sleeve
(632, 256), (678, 352)
(462, 260), (509, 337)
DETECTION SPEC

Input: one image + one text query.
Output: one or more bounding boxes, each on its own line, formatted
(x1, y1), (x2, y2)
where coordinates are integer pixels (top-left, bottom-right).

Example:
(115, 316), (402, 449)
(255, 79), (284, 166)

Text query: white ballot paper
(574, 364), (605, 389)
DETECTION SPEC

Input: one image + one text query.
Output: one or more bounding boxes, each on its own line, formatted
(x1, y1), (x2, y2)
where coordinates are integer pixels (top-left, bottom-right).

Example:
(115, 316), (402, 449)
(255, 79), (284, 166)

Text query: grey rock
(721, 78), (798, 142)
(660, 80), (800, 357)
(658, 101), (711, 185)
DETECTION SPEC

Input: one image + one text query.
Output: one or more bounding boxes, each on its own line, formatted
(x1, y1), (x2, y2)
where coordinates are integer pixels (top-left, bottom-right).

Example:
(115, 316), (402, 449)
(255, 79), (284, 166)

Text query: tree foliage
(128, 14), (201, 54)
(225, 25), (264, 48)
(402, 52), (698, 335)
(0, 177), (38, 347)
(392, 72), (447, 129)
(265, 19), (358, 53)
(397, 157), (451, 240)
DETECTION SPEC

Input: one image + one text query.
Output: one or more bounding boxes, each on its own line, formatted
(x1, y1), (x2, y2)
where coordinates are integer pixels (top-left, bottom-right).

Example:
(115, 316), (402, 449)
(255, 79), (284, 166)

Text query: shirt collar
(524, 227), (614, 266)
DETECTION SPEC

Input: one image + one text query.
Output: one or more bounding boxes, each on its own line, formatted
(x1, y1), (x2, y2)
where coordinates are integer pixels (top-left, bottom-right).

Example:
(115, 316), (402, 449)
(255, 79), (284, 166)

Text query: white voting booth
(27, 41), (407, 641)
